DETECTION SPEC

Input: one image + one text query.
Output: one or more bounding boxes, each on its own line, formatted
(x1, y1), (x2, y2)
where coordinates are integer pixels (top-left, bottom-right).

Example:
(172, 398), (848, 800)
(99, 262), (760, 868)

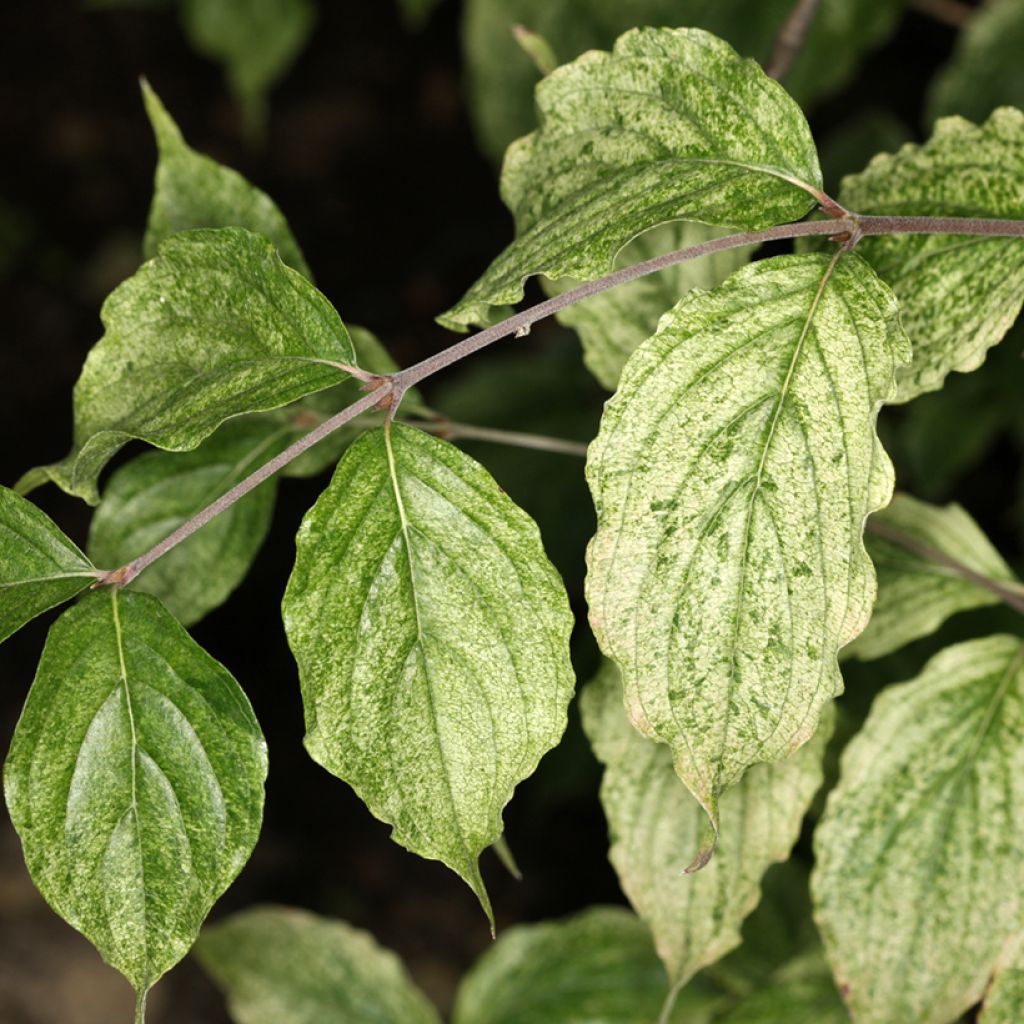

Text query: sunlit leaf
(813, 635), (1024, 1024)
(196, 905), (442, 1024)
(586, 253), (908, 841)
(282, 424), (575, 924)
(4, 590), (266, 1002)
(838, 107), (1024, 401)
(441, 27), (823, 329)
(581, 662), (831, 987)
(21, 228), (354, 504)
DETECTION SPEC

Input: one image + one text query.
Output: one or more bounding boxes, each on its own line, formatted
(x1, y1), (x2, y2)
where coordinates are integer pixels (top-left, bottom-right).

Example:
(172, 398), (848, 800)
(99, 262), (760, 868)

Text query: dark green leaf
(4, 590), (267, 999)
(0, 485), (97, 644)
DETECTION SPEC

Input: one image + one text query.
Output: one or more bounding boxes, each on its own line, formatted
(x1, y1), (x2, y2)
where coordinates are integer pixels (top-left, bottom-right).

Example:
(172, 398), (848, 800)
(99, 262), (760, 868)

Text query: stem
(97, 212), (1024, 586)
(866, 518), (1024, 616)
(134, 989), (147, 1024)
(766, 0), (823, 81)
(408, 417), (589, 457)
(909, 0), (973, 28)
(658, 979), (686, 1024)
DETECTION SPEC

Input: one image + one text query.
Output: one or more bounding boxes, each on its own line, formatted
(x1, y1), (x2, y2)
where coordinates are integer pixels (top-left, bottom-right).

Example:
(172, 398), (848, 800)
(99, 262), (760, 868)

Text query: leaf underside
(586, 253), (909, 832)
(282, 424), (575, 923)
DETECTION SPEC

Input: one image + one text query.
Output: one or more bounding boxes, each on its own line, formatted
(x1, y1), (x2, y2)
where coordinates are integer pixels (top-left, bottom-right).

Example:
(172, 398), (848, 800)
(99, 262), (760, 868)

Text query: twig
(96, 212), (1024, 586)
(909, 0), (974, 28)
(767, 0), (824, 81)
(408, 417), (590, 457)
(866, 518), (1024, 616)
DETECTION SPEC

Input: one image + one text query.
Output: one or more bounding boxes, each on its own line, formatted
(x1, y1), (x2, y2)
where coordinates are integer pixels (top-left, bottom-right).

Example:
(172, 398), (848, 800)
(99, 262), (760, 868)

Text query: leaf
(451, 906), (722, 1024)
(581, 662), (830, 987)
(142, 80), (311, 278)
(22, 227), (354, 505)
(838, 107), (1024, 401)
(586, 253), (909, 841)
(715, 956), (847, 1024)
(397, 0), (443, 29)
(846, 493), (1019, 661)
(553, 222), (754, 390)
(196, 905), (442, 1024)
(179, 0), (316, 136)
(812, 635), (1024, 1024)
(980, 931), (1024, 1024)
(927, 0), (1024, 127)
(0, 485), (97, 644)
(3, 589), (267, 999)
(462, 0), (903, 165)
(87, 419), (289, 627)
(440, 27), (823, 330)
(282, 423), (575, 923)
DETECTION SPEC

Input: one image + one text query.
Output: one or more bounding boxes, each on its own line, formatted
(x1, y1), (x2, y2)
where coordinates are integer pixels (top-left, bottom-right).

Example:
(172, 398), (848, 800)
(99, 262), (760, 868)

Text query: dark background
(0, 1), (1014, 1021)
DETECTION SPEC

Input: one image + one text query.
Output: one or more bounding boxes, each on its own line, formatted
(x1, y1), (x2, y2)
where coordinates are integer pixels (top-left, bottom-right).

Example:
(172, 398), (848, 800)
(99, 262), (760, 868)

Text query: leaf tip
(682, 797), (719, 874)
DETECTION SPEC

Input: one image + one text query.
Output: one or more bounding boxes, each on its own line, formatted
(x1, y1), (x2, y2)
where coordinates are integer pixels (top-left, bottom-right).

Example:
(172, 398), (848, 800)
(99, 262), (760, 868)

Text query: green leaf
(462, 0), (903, 165)
(441, 27), (823, 330)
(838, 107), (1024, 401)
(586, 253), (909, 840)
(0, 486), (97, 644)
(87, 419), (289, 627)
(3, 589), (266, 999)
(581, 662), (830, 988)
(142, 81), (311, 278)
(196, 905), (442, 1024)
(282, 423), (575, 923)
(813, 635), (1024, 1024)
(23, 227), (354, 505)
(980, 932), (1024, 1024)
(179, 0), (316, 136)
(397, 0), (443, 29)
(927, 0), (1024, 127)
(553, 222), (754, 390)
(846, 493), (1019, 661)
(715, 955), (847, 1024)
(451, 906), (721, 1024)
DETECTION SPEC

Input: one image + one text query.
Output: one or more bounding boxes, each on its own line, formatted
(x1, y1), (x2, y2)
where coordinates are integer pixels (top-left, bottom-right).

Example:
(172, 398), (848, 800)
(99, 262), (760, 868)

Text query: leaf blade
(586, 252), (908, 829)
(3, 589), (267, 997)
(282, 424), (575, 919)
(441, 26), (822, 329)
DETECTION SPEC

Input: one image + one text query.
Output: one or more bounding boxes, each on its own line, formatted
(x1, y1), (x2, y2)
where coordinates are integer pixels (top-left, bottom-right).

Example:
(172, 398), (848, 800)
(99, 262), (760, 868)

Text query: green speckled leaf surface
(586, 253), (908, 828)
(282, 424), (575, 922)
(3, 590), (267, 997)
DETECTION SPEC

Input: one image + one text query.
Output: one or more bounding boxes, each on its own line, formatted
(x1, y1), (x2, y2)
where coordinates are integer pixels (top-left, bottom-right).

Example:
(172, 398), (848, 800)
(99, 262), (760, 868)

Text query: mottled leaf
(553, 222), (754, 390)
(586, 253), (908, 840)
(282, 424), (575, 923)
(813, 635), (1024, 1024)
(838, 107), (1024, 401)
(0, 486), (97, 644)
(87, 419), (289, 626)
(179, 0), (316, 134)
(463, 0), (903, 164)
(846, 493), (1019, 661)
(22, 228), (353, 505)
(441, 27), (823, 329)
(980, 931), (1024, 1024)
(581, 662), (830, 987)
(4, 590), (267, 999)
(451, 906), (721, 1024)
(142, 80), (311, 277)
(927, 0), (1024, 127)
(196, 905), (441, 1024)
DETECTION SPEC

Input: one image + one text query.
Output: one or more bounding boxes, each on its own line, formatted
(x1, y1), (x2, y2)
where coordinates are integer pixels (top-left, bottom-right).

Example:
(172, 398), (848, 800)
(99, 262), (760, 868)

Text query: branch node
(515, 324), (531, 339)
(93, 565), (135, 589)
